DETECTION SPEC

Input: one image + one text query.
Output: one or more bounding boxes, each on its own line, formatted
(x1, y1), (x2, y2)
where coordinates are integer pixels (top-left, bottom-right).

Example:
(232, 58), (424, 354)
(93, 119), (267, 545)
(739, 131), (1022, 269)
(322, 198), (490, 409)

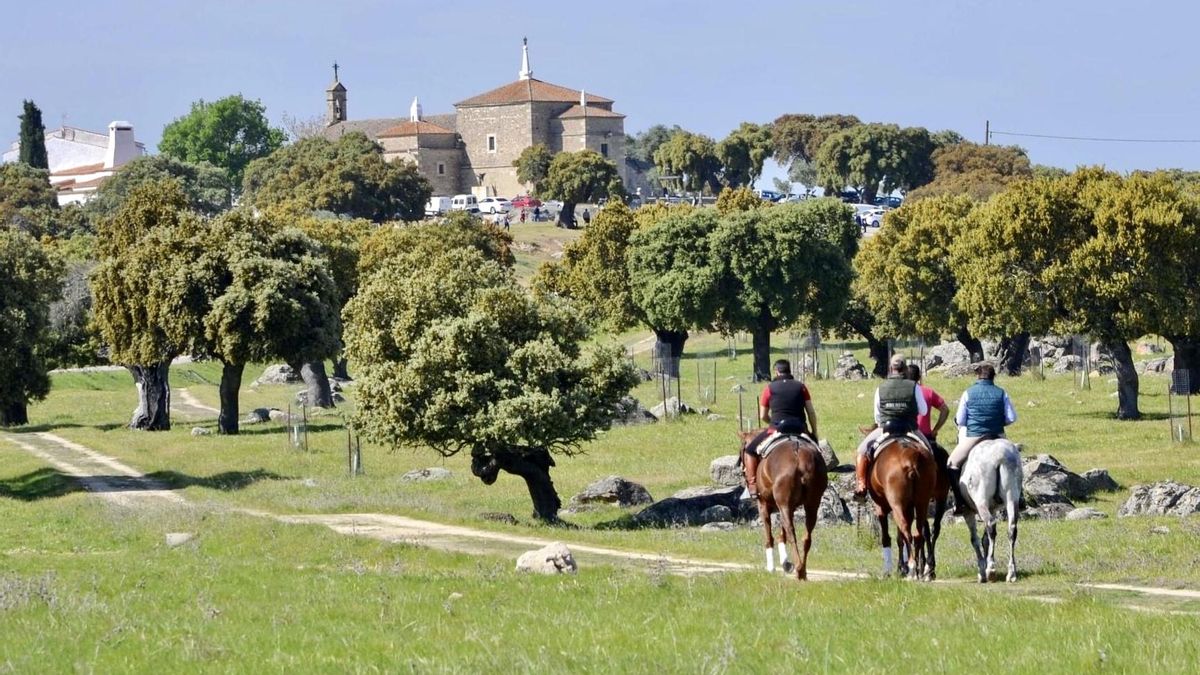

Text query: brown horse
(867, 434), (938, 581)
(739, 431), (828, 580)
(899, 442), (951, 580)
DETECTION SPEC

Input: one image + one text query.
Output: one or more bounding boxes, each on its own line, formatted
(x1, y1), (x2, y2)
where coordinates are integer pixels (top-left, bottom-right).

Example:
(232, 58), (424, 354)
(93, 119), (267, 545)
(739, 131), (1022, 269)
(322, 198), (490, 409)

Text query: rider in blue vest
(948, 363), (1017, 513)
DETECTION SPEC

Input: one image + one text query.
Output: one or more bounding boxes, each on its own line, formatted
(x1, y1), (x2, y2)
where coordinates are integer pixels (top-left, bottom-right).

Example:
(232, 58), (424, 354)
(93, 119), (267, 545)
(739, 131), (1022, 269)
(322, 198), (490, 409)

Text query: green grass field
(3, 336), (1200, 671)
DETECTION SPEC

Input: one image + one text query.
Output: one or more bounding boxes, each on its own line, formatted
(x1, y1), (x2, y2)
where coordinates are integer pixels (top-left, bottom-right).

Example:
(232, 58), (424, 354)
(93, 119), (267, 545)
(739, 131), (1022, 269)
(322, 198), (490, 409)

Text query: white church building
(2, 121), (145, 205)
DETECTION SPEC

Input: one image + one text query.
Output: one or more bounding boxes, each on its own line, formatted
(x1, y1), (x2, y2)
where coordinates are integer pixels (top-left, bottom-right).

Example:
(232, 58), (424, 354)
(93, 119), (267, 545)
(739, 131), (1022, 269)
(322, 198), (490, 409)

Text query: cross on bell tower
(326, 61), (347, 127)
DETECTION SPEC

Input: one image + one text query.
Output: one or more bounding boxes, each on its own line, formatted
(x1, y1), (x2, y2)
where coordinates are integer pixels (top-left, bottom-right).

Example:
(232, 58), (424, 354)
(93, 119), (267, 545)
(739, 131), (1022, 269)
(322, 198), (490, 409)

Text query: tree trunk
(472, 448), (562, 522)
(332, 355), (351, 381)
(300, 361), (335, 409)
(844, 313), (890, 378)
(1106, 339), (1140, 420)
(651, 328), (688, 378)
(752, 324), (772, 382)
(0, 401), (28, 427)
(128, 362), (171, 431)
(1166, 336), (1200, 395)
(218, 361), (244, 435)
(557, 201), (577, 228)
(955, 325), (984, 363)
(996, 332), (1031, 376)
(861, 184), (879, 205)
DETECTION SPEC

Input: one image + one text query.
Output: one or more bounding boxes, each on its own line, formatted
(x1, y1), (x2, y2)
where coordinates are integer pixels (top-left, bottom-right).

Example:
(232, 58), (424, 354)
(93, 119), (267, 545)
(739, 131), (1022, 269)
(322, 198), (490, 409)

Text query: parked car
(542, 200), (564, 211)
(873, 195), (904, 208)
(839, 190), (861, 203)
(780, 193), (805, 203)
(478, 197), (512, 214)
(862, 208), (887, 228)
(511, 195), (542, 209)
(450, 194), (479, 213)
(425, 196), (452, 217)
(755, 189), (782, 202)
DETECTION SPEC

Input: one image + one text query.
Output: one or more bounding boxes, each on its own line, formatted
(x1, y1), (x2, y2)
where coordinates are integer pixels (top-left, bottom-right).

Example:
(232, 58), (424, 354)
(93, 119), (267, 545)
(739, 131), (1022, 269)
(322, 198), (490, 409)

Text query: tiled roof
(322, 118), (407, 140)
(57, 175), (109, 192)
(556, 105), (625, 119)
(51, 162), (106, 177)
(377, 120), (456, 137)
(456, 78), (612, 107)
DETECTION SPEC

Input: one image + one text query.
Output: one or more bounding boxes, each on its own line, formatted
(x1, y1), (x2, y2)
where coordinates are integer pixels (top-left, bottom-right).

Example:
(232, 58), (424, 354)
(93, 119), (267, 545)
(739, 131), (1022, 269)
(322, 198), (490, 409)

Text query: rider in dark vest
(854, 355), (931, 498)
(742, 359), (818, 498)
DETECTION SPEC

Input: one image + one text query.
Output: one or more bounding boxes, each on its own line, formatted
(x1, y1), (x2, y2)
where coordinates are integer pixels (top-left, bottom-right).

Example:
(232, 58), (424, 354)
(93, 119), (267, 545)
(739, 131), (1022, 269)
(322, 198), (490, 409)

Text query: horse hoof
(782, 561), (795, 574)
(1007, 572), (1017, 583)
(977, 574), (987, 584)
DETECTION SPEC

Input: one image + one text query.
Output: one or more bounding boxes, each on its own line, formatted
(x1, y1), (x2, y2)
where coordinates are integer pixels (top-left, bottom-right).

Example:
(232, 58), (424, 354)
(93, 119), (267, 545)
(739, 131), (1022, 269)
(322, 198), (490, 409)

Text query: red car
(511, 195), (542, 209)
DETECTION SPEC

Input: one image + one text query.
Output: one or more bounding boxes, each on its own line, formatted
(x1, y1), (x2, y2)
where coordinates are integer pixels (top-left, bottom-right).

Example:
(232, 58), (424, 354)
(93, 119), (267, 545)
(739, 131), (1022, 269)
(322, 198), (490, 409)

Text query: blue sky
(5, 0), (1198, 185)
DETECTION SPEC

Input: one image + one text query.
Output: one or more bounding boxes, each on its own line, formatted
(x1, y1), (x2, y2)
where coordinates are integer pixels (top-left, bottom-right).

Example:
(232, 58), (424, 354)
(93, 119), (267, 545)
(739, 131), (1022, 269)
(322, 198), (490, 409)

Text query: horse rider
(947, 362), (1017, 513)
(742, 359), (819, 499)
(854, 354), (932, 499)
(906, 363), (950, 449)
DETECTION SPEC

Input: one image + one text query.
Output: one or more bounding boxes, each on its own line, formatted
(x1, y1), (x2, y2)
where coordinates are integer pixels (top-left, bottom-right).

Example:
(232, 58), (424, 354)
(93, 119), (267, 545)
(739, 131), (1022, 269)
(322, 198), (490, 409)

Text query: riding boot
(853, 453), (870, 501)
(743, 451), (760, 499)
(947, 466), (966, 515)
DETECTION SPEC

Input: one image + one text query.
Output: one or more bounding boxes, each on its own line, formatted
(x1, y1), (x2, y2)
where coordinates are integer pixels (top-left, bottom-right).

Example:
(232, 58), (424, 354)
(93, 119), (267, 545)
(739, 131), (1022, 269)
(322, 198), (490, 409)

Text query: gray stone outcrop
(569, 476), (653, 507)
(1118, 481), (1200, 517)
(515, 542), (578, 574)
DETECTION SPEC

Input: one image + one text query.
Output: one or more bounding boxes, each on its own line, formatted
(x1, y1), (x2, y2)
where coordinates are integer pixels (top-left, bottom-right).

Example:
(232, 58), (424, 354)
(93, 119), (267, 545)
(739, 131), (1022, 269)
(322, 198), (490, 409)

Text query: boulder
(649, 397), (696, 420)
(817, 491), (853, 525)
(834, 353), (868, 380)
(1138, 357), (1173, 375)
(252, 364), (301, 386)
(569, 476), (653, 507)
(710, 456), (743, 487)
(1023, 503), (1074, 520)
(1053, 355), (1083, 374)
(165, 532), (195, 547)
(924, 342), (971, 372)
(1022, 454), (1090, 504)
(1081, 468), (1119, 493)
(1118, 481), (1200, 517)
(296, 390), (347, 406)
(701, 521), (737, 532)
(633, 485), (750, 527)
(610, 396), (657, 426)
(479, 512), (519, 525)
(817, 439), (839, 471)
(941, 359), (997, 379)
(267, 409), (289, 423)
(1136, 342), (1164, 355)
(700, 505), (733, 524)
(515, 542), (577, 574)
(244, 408), (272, 424)
(401, 467), (452, 482)
(190, 427), (210, 436)
(706, 413), (725, 422)
(1065, 507), (1108, 521)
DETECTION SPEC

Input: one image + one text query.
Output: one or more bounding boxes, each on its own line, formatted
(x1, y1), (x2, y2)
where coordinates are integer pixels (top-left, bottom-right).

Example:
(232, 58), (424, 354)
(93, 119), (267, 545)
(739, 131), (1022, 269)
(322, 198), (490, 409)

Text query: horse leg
(778, 504), (795, 575)
(984, 514), (999, 582)
(964, 512), (986, 583)
(1006, 497), (1019, 583)
(928, 496), (946, 581)
(913, 501), (929, 582)
(877, 508), (893, 577)
(757, 497), (775, 572)
(780, 502), (803, 580)
(797, 497), (818, 581)
(889, 500), (916, 581)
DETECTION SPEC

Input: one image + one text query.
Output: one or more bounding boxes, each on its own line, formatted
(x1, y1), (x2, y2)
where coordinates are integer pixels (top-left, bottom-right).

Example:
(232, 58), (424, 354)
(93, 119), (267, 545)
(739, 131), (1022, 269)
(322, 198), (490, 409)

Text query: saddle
(760, 431), (814, 459)
(871, 432), (933, 461)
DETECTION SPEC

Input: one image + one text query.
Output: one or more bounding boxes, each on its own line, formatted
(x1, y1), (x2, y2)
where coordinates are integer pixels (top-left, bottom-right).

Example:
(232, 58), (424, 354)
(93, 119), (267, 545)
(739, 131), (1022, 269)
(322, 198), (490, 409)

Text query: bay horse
(958, 438), (1023, 583)
(899, 442), (951, 580)
(867, 434), (938, 580)
(739, 431), (828, 580)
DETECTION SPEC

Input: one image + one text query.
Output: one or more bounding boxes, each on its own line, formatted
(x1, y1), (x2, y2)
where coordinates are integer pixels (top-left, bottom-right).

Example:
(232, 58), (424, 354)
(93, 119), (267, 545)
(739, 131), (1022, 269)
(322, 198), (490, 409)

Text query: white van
(450, 194), (479, 213)
(425, 196), (452, 217)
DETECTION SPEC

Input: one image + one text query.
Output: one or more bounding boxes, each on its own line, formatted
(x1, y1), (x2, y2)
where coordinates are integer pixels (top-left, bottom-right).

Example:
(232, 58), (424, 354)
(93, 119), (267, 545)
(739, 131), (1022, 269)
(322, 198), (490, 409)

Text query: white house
(2, 121), (146, 205)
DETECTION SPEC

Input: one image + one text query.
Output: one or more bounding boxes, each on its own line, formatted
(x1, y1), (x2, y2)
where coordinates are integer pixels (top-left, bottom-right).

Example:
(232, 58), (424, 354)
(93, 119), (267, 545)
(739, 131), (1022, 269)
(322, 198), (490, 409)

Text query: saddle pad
(873, 434), (932, 459)
(761, 434), (807, 459)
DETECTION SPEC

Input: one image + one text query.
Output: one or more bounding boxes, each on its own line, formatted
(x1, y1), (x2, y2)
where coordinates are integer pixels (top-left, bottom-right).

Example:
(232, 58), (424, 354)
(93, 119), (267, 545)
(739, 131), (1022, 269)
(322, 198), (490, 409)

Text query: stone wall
(457, 103), (535, 197)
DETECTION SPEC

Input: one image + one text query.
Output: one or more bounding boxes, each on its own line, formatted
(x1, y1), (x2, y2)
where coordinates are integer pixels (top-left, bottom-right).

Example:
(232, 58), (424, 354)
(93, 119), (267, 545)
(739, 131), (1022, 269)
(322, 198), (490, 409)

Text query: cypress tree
(18, 100), (49, 170)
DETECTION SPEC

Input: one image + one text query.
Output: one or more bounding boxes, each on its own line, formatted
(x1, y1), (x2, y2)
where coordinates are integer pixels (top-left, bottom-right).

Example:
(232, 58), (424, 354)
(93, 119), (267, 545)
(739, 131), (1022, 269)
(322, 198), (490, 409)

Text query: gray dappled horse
(958, 438), (1023, 583)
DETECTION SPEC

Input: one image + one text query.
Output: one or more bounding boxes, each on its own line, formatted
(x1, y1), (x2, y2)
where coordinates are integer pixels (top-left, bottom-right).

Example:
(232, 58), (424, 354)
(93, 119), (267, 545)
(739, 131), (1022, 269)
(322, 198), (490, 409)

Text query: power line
(989, 129), (1200, 144)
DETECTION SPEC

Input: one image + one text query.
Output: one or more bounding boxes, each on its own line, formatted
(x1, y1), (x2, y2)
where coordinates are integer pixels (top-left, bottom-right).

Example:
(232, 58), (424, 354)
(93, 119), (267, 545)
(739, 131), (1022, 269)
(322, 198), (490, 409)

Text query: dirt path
(2, 429), (1199, 601)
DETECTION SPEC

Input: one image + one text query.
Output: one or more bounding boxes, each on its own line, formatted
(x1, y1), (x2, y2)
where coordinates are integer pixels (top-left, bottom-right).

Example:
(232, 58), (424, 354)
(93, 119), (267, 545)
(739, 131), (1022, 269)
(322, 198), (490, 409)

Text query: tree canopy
(242, 132), (431, 222)
(815, 123), (935, 203)
(87, 155), (232, 218)
(908, 142), (1032, 201)
(653, 130), (721, 194)
(513, 143), (553, 195)
(540, 149), (623, 228)
(0, 229), (62, 426)
(18, 100), (49, 170)
(344, 247), (637, 520)
(715, 122), (774, 188)
(358, 212), (514, 279)
(715, 186), (767, 214)
(0, 162), (56, 220)
(158, 94), (287, 189)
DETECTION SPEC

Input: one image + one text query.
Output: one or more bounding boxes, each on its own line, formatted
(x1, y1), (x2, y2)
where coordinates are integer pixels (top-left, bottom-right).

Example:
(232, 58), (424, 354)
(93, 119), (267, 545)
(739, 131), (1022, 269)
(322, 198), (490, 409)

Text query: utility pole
(984, 120), (990, 145)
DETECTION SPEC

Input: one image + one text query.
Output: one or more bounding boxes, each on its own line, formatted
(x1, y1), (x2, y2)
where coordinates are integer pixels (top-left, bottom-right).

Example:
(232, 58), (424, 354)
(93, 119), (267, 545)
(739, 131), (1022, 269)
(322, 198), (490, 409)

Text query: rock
(1022, 454), (1090, 505)
(1138, 357), (1173, 375)
(817, 439), (839, 471)
(924, 342), (971, 372)
(1151, 526), (1170, 535)
(244, 407), (272, 424)
(1053, 355), (1084, 374)
(610, 396), (657, 426)
(633, 485), (750, 527)
(636, 368), (654, 382)
(1065, 507), (1108, 521)
(401, 467), (452, 482)
(301, 478), (318, 488)
(710, 456), (743, 487)
(479, 512), (519, 525)
(649, 397), (696, 420)
(165, 532), (195, 547)
(1136, 342), (1164, 355)
(1081, 468), (1119, 493)
(706, 413), (725, 422)
(816, 491), (853, 525)
(701, 521), (736, 531)
(569, 476), (653, 507)
(833, 353), (868, 380)
(1023, 503), (1074, 520)
(938, 359), (998, 379)
(267, 409), (289, 423)
(252, 364), (301, 386)
(700, 505), (733, 524)
(190, 427), (210, 436)
(1118, 481), (1200, 517)
(515, 542), (577, 574)
(295, 390), (347, 406)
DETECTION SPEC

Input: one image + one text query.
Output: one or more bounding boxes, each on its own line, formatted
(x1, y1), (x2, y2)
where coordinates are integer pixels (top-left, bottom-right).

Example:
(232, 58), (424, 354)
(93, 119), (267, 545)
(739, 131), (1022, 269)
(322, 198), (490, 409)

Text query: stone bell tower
(326, 62), (347, 126)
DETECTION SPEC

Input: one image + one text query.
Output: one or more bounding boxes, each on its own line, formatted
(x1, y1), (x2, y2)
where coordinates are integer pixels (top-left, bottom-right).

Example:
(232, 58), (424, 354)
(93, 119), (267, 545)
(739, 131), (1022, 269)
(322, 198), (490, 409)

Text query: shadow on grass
(232, 422), (346, 436)
(5, 422), (124, 434)
(144, 469), (292, 491)
(0, 468), (83, 501)
(1070, 411), (1172, 422)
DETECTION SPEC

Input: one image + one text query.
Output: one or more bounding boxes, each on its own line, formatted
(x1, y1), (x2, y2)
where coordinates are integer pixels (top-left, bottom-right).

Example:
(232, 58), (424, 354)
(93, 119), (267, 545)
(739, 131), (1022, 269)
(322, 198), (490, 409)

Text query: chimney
(104, 121), (137, 169)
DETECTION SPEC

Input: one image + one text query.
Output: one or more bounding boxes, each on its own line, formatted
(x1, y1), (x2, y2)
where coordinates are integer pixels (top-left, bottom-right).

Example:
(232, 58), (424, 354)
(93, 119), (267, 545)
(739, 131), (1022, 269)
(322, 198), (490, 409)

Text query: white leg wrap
(882, 547), (894, 574)
(765, 548), (775, 572)
(778, 542), (789, 565)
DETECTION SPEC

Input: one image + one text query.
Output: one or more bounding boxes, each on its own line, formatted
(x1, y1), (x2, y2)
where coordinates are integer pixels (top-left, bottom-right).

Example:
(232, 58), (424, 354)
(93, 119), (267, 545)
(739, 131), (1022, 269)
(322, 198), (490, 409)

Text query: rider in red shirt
(742, 359), (818, 498)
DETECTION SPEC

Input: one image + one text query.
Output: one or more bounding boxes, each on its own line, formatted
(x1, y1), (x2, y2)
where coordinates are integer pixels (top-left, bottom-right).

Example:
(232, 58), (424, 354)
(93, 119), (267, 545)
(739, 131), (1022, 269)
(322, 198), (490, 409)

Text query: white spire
(580, 89), (586, 107)
(409, 96), (422, 122)
(519, 37), (532, 80)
